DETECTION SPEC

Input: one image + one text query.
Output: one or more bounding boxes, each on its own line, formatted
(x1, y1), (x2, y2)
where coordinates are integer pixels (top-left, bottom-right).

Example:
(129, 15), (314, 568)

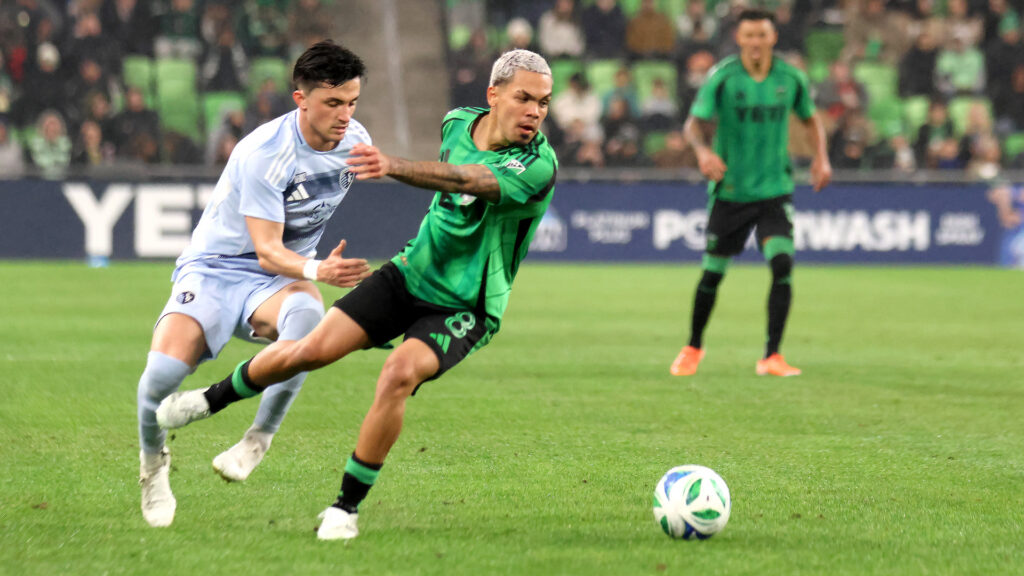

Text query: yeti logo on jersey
(176, 291), (196, 304)
(285, 183), (310, 202)
(501, 158), (527, 175)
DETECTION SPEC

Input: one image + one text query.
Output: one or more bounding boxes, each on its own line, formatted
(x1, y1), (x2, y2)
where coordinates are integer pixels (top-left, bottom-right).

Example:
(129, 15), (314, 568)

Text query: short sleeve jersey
(690, 56), (815, 203)
(175, 110), (371, 276)
(392, 107), (558, 335)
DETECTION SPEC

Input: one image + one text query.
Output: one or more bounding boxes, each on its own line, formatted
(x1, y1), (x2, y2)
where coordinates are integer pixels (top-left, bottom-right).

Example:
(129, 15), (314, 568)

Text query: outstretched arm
(246, 217), (370, 288)
(346, 143), (501, 203)
(800, 113), (832, 192)
(683, 116), (726, 183)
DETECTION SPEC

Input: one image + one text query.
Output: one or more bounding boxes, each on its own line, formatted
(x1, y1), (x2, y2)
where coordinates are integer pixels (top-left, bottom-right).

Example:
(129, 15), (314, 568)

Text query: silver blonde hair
(489, 49), (551, 87)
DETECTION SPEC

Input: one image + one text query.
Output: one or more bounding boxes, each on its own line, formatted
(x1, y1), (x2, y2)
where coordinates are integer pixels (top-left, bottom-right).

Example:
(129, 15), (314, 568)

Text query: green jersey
(689, 55), (815, 203)
(391, 107), (558, 337)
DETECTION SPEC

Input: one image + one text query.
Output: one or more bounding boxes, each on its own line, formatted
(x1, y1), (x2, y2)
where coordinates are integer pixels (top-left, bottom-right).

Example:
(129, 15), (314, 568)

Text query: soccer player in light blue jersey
(137, 40), (372, 527)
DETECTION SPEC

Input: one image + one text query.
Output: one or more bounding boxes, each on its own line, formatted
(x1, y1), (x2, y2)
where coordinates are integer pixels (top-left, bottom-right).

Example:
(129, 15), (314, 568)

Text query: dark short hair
(293, 40), (366, 92)
(737, 8), (776, 25)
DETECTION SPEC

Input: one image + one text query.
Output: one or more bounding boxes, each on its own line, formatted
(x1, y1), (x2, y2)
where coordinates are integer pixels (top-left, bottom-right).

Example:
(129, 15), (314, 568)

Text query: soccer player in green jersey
(670, 9), (832, 378)
(155, 49), (557, 540)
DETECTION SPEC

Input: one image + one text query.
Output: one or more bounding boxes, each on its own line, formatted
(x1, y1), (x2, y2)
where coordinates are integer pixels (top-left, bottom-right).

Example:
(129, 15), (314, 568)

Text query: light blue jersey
(176, 109), (371, 277)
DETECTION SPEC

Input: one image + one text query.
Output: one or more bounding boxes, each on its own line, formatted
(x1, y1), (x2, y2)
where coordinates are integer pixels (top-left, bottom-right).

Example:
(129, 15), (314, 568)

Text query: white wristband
(302, 259), (321, 282)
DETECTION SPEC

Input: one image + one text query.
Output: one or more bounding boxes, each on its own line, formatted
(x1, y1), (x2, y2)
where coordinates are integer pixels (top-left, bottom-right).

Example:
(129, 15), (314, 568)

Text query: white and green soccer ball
(653, 465), (731, 540)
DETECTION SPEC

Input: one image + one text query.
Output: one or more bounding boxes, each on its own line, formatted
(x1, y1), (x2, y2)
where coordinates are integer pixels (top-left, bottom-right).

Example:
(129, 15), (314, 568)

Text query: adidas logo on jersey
(501, 158), (526, 175)
(285, 183), (310, 202)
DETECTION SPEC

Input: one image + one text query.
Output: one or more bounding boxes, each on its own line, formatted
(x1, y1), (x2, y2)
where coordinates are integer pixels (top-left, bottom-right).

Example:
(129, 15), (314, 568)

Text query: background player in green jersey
(670, 9), (832, 378)
(154, 49), (557, 541)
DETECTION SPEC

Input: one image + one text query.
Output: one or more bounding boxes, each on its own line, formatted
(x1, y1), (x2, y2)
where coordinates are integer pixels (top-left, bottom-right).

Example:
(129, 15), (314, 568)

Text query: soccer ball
(652, 465), (731, 540)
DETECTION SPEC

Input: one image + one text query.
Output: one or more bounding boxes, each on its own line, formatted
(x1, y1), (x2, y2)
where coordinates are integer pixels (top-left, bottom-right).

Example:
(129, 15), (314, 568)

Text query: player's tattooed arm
(347, 143), (501, 202)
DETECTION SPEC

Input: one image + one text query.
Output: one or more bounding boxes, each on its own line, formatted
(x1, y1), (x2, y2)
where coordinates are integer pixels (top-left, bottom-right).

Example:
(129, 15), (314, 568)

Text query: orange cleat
(670, 346), (705, 376)
(756, 354), (802, 377)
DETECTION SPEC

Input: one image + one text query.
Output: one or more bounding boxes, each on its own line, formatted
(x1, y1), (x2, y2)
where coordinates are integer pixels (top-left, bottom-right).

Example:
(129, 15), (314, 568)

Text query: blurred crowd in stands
(0, 0), (329, 178)
(446, 0), (1024, 177)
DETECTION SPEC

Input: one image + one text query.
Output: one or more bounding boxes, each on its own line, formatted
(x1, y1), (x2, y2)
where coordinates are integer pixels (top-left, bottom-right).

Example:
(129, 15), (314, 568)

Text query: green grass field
(1, 261), (1022, 575)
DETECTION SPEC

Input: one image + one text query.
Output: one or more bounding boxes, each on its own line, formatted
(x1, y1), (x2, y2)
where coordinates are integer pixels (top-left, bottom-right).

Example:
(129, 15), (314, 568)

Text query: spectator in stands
(560, 118), (605, 168)
(966, 134), (1001, 178)
(601, 95), (646, 167)
(163, 131), (203, 164)
(112, 85), (161, 159)
(842, 0), (910, 64)
(899, 27), (939, 97)
(551, 73), (602, 141)
(675, 0), (717, 51)
(866, 133), (918, 172)
(828, 108), (874, 169)
(936, 31), (986, 96)
(504, 17), (536, 52)
(71, 118), (114, 166)
(581, 0), (626, 59)
(626, 0), (675, 60)
(27, 109), (71, 178)
(242, 0), (289, 58)
(773, 3), (805, 57)
(200, 25), (248, 92)
(155, 0), (202, 60)
(815, 60), (869, 132)
(904, 0), (944, 47)
(100, 0), (155, 56)
(244, 77), (292, 134)
(205, 109), (244, 165)
(538, 0), (585, 58)
(994, 63), (1024, 132)
(0, 116), (25, 177)
(640, 77), (679, 130)
(65, 11), (122, 75)
(66, 56), (120, 128)
(650, 129), (694, 168)
(601, 67), (639, 116)
(0, 49), (14, 116)
(450, 28), (496, 109)
(982, 0), (1015, 47)
(602, 96), (639, 144)
(677, 49), (715, 114)
(984, 16), (1022, 110)
(961, 100), (995, 150)
(289, 0), (332, 60)
(14, 42), (63, 128)
(942, 0), (983, 48)
(81, 91), (116, 142)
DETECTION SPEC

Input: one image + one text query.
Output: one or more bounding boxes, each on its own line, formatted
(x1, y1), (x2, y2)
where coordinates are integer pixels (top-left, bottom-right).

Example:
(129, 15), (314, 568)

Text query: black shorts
(333, 262), (490, 381)
(705, 195), (794, 257)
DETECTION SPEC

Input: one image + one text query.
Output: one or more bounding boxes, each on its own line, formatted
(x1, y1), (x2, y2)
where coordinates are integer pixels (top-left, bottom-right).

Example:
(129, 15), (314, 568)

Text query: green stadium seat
(122, 56), (155, 102)
(632, 61), (677, 105)
(853, 62), (898, 103)
(155, 58), (200, 140)
(902, 96), (930, 137)
(644, 131), (669, 156)
(805, 28), (845, 64)
(868, 98), (904, 140)
(619, 0), (644, 16)
(585, 59), (625, 99)
(550, 58), (585, 97)
(948, 96), (992, 136)
(248, 57), (291, 97)
(203, 91), (247, 133)
(808, 60), (830, 84)
(449, 24), (471, 50)
(1003, 132), (1024, 160)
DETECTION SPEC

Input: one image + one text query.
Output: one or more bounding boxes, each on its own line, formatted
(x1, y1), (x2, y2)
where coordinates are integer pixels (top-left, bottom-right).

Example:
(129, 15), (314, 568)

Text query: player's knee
(277, 292), (324, 342)
(770, 254), (793, 281)
(377, 355), (422, 401)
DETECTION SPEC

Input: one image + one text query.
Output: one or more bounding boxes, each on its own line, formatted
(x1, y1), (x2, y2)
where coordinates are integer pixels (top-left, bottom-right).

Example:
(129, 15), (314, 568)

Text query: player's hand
(810, 155), (832, 192)
(316, 239), (370, 288)
(347, 143), (391, 180)
(696, 148), (727, 182)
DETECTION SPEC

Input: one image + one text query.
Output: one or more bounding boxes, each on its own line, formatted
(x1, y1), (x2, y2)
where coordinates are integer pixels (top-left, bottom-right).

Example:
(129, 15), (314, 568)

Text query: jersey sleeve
(485, 145), (558, 207)
(791, 68), (816, 120)
(689, 64), (727, 120)
(237, 140), (294, 223)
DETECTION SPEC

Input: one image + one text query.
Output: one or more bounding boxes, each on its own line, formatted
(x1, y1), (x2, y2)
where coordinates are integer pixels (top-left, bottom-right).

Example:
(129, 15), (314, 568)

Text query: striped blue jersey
(175, 109), (371, 276)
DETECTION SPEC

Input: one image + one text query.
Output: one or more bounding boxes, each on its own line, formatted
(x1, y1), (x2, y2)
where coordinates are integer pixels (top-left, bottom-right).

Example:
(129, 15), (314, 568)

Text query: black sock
(766, 255), (793, 358)
(332, 453), (382, 513)
(203, 359), (260, 414)
(689, 270), (724, 349)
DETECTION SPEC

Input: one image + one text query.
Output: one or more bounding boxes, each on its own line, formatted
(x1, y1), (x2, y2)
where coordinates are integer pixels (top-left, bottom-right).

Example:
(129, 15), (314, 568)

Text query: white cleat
(140, 448), (176, 527)
(316, 506), (359, 540)
(156, 388), (211, 429)
(212, 427), (273, 482)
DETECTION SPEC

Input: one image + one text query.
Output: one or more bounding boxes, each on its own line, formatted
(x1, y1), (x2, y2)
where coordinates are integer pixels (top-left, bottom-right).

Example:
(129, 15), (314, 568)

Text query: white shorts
(157, 263), (301, 362)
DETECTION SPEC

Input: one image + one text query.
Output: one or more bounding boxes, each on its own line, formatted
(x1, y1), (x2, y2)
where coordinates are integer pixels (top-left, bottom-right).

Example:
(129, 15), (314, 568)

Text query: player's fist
(696, 148), (727, 183)
(811, 156), (832, 192)
(318, 239), (370, 288)
(347, 143), (390, 180)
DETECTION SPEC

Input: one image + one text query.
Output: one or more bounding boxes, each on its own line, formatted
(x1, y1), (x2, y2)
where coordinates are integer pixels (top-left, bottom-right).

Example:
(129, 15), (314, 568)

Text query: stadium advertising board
(0, 179), (1014, 265)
